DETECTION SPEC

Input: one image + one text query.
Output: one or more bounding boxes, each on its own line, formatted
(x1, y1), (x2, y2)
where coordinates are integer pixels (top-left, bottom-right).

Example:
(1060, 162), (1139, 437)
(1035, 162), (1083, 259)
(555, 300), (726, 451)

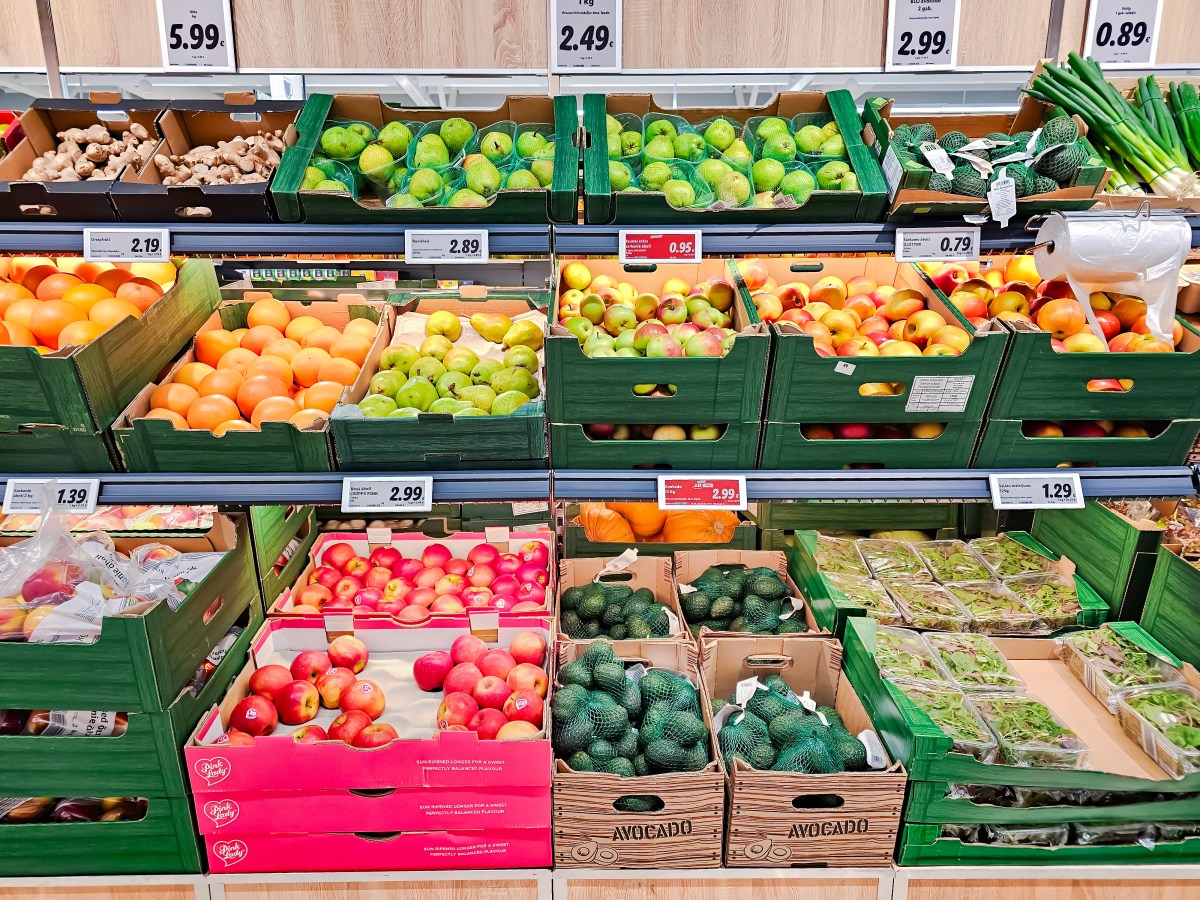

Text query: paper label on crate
(835, 361), (856, 375)
(552, 0), (622, 72)
(484, 526), (511, 545)
(404, 230), (489, 264)
(987, 169), (1017, 227)
(340, 477), (434, 514)
(594, 549), (638, 582)
(904, 375), (976, 413)
(625, 663), (647, 682)
(513, 523), (545, 533)
(1085, 0), (1161, 68)
(918, 142), (955, 175)
(882, 145), (903, 199)
(157, 0), (235, 70)
(677, 582), (697, 595)
(713, 703), (744, 732)
(859, 729), (889, 769)
(43, 710), (121, 737)
(895, 228), (980, 263)
(778, 597), (805, 621)
(798, 690), (818, 712)
(735, 677), (763, 706)
(664, 608), (680, 634)
(886, 0), (960, 71)
(989, 473), (1085, 510)
(84, 227), (171, 263)
(511, 501), (550, 516)
(3, 479), (99, 515)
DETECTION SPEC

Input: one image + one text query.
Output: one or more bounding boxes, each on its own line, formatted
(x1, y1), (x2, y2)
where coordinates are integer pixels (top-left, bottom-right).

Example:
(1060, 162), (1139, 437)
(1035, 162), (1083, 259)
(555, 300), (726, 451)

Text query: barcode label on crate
(905, 375), (975, 413)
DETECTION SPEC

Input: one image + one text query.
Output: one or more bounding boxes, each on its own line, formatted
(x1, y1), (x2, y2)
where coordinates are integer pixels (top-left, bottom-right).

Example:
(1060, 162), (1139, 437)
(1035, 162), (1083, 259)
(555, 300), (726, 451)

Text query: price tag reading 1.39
(988, 473), (1085, 510)
(619, 230), (702, 264)
(894, 226), (980, 263)
(886, 0), (961, 71)
(341, 477), (434, 515)
(657, 475), (748, 511)
(84, 228), (171, 263)
(2, 479), (100, 515)
(1085, 0), (1161, 67)
(405, 230), (489, 265)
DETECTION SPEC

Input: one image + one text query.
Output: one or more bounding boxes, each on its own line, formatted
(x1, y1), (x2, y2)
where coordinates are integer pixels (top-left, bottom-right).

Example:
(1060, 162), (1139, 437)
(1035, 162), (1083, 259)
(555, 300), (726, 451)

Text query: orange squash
(662, 510), (740, 543)
(607, 501), (667, 537)
(579, 505), (636, 543)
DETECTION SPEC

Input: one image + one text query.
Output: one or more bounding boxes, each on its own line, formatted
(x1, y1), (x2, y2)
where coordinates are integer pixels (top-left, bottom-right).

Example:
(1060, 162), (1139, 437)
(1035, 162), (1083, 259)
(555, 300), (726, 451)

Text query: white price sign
(988, 473), (1085, 510)
(340, 477), (434, 515)
(1084, 0), (1161, 68)
(886, 0), (961, 71)
(895, 227), (980, 263)
(405, 230), (489, 264)
(3, 479), (100, 515)
(552, 0), (622, 72)
(84, 228), (170, 263)
(156, 0), (235, 71)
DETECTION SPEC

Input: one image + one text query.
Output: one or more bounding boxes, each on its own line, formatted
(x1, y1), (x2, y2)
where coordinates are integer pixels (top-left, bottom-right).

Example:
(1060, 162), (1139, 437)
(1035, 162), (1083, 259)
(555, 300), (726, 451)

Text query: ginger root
(148, 129), (286, 187)
(25, 116), (157, 183)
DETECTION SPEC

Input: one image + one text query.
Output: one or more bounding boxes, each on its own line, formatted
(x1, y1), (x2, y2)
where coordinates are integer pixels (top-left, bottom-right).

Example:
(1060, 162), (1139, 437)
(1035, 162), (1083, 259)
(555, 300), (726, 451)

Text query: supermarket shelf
(0, 222), (551, 256)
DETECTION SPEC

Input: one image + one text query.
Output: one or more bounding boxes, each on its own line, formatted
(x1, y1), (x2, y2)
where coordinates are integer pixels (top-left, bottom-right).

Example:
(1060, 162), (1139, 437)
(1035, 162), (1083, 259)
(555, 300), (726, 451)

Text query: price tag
(340, 477), (433, 514)
(986, 169), (1017, 227)
(552, 0), (622, 72)
(83, 228), (170, 263)
(886, 0), (960, 71)
(3, 479), (100, 515)
(1084, 0), (1160, 68)
(156, 0), (235, 71)
(657, 475), (747, 511)
(988, 473), (1085, 510)
(905, 375), (975, 413)
(405, 230), (489, 265)
(895, 227), (980, 263)
(619, 229), (701, 264)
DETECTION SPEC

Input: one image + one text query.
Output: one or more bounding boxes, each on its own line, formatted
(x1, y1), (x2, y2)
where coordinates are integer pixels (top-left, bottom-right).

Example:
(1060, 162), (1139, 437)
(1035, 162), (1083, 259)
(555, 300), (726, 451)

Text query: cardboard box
(556, 554), (689, 643)
(247, 504), (318, 610)
(0, 426), (118, 472)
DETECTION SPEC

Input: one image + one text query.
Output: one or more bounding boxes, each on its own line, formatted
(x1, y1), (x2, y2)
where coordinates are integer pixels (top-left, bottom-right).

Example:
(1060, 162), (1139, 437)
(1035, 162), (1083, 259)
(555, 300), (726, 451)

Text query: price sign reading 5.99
(658, 475), (747, 511)
(157, 0), (235, 71)
(886, 0), (960, 71)
(1085, 0), (1161, 68)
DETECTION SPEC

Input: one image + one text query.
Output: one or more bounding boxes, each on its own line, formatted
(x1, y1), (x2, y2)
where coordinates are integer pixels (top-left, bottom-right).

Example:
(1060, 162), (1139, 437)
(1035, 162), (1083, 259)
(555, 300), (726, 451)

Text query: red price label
(619, 229), (702, 264)
(657, 475), (747, 511)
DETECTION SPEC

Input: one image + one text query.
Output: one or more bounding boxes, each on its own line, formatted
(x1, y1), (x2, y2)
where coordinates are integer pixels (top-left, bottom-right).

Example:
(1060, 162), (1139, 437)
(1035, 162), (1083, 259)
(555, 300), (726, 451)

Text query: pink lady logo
(515, 698), (528, 711)
(194, 757), (231, 787)
(203, 800), (240, 829)
(213, 840), (248, 867)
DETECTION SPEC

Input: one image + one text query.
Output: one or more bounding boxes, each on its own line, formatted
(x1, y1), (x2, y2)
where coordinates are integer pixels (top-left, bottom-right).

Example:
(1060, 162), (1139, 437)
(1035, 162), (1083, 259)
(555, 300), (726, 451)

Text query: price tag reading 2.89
(657, 475), (747, 511)
(404, 230), (490, 265)
(340, 477), (434, 515)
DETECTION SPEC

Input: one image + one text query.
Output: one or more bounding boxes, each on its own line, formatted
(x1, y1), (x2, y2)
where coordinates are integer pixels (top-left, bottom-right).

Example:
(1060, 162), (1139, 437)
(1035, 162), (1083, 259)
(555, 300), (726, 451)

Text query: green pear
(412, 135), (450, 168)
(369, 369), (407, 398)
(470, 312), (512, 343)
(379, 121), (413, 157)
(492, 390), (532, 416)
(320, 126), (366, 159)
(409, 357), (448, 383)
(608, 134), (623, 159)
(471, 358), (504, 383)
(663, 179), (696, 207)
(645, 119), (677, 141)
(752, 158), (785, 192)
(620, 132), (642, 156)
(348, 122), (377, 141)
(820, 134), (846, 157)
(455, 408), (486, 416)
(315, 180), (348, 192)
(448, 189), (488, 207)
(465, 158), (501, 197)
(516, 131), (548, 158)
(640, 161), (672, 191)
(704, 119), (736, 151)
(761, 133), (797, 163)
(530, 160), (554, 187)
(794, 125), (825, 153)
(455, 384), (496, 412)
(673, 133), (705, 162)
(816, 160), (852, 190)
(716, 172), (751, 205)
(436, 371), (471, 398)
(502, 319), (545, 351)
(609, 162), (632, 191)
(387, 167), (408, 194)
(358, 394), (398, 418)
(756, 117), (790, 141)
(359, 144), (394, 181)
(387, 193), (422, 208)
(443, 347), (479, 376)
(380, 343), (420, 373)
(480, 130), (513, 162)
(408, 168), (444, 202)
(394, 376), (438, 411)
(439, 118), (475, 155)
(841, 173), (859, 191)
(505, 168), (540, 190)
(821, 121), (841, 140)
(428, 397), (473, 415)
(754, 191), (776, 209)
(388, 407), (421, 418)
(779, 168), (816, 203)
(301, 166), (324, 190)
(724, 139), (753, 169)
(644, 135), (674, 160)
(489, 366), (540, 399)
(504, 345), (538, 371)
(697, 158), (733, 190)
(605, 114), (622, 136)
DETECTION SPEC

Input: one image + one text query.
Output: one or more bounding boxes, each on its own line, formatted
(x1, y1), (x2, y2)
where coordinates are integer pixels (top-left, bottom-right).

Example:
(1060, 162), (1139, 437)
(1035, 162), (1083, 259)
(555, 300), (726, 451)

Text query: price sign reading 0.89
(657, 475), (748, 511)
(157, 0), (235, 70)
(886, 0), (960, 71)
(1085, 0), (1160, 67)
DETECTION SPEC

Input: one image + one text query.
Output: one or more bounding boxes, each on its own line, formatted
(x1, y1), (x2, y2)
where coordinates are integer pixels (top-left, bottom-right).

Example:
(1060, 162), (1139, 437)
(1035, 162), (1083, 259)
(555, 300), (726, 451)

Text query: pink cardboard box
(204, 827), (551, 873)
(186, 616), (553, 794)
(271, 528), (555, 621)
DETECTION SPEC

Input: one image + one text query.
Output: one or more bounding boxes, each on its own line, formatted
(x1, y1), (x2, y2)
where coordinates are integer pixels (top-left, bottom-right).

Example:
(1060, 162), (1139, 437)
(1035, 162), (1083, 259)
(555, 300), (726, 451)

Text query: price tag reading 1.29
(405, 230), (489, 265)
(619, 230), (702, 264)
(1085, 0), (1160, 67)
(341, 477), (434, 515)
(156, 0), (235, 70)
(886, 0), (960, 71)
(2, 479), (100, 515)
(988, 473), (1085, 510)
(894, 227), (980, 263)
(83, 228), (171, 263)
(657, 475), (747, 511)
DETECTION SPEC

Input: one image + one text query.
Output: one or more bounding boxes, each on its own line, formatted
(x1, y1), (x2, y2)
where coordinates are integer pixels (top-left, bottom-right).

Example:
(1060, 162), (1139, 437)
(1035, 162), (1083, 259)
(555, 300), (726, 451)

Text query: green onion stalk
(1092, 142), (1144, 195)
(1168, 81), (1200, 170)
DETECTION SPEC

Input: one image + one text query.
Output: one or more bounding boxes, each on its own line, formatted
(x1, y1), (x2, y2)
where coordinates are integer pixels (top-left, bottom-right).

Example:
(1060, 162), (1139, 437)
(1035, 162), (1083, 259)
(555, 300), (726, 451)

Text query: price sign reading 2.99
(658, 475), (748, 511)
(886, 0), (960, 71)
(552, 0), (622, 72)
(1085, 0), (1161, 68)
(156, 0), (235, 71)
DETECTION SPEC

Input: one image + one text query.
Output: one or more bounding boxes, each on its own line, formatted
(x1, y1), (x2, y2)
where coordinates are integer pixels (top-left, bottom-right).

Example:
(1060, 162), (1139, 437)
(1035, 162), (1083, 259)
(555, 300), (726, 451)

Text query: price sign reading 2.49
(657, 475), (748, 511)
(886, 0), (960, 71)
(1085, 0), (1161, 68)
(156, 0), (235, 71)
(552, 0), (622, 72)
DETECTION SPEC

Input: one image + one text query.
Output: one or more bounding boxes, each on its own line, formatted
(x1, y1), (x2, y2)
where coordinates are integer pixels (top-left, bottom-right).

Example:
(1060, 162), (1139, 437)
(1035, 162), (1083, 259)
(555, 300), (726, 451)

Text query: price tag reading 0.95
(618, 230), (702, 264)
(657, 475), (748, 511)
(340, 477), (434, 515)
(988, 473), (1085, 510)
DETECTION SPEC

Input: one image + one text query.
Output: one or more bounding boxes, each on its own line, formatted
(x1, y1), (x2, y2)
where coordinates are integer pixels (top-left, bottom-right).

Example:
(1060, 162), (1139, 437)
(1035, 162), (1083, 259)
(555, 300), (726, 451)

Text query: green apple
(645, 119), (677, 141)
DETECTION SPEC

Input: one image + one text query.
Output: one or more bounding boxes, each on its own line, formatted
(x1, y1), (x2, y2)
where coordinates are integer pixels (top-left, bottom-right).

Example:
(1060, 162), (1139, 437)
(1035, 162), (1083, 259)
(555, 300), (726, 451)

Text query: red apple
(295, 584), (333, 609)
(21, 562), (81, 602)
(491, 574), (520, 597)
(375, 597), (406, 617)
(478, 649), (517, 679)
(510, 600), (544, 613)
(445, 558), (469, 576)
(397, 606), (431, 624)
(451, 635), (489, 665)
(833, 423), (874, 440)
(473, 674), (514, 710)
(509, 631), (547, 667)
(290, 650), (332, 684)
(502, 689), (544, 726)
(444, 662), (483, 695)
(328, 635), (369, 673)
(515, 563), (549, 586)
(339, 679), (385, 719)
(214, 729), (255, 747)
(1024, 421), (1065, 438)
(412, 650), (455, 691)
(328, 709), (371, 745)
(1095, 311), (1121, 341)
(353, 722), (399, 748)
(931, 263), (969, 295)
(468, 707), (508, 740)
(430, 596), (466, 614)
(494, 553), (522, 575)
(309, 565), (340, 589)
(273, 680), (320, 726)
(434, 574), (466, 596)
(407, 587), (437, 608)
(315, 667), (357, 708)
(437, 691), (479, 729)
(414, 567), (445, 589)
(507, 663), (549, 698)
(466, 564), (496, 587)
(363, 566), (393, 590)
(229, 695), (277, 736)
(292, 724), (327, 743)
(354, 588), (383, 609)
(396, 558), (424, 580)
(322, 595), (354, 611)
(369, 546), (403, 572)
(321, 542), (356, 571)
(1064, 421), (1110, 438)
(248, 664), (292, 699)
(491, 595), (516, 611)
(382, 577), (412, 603)
(343, 556), (370, 578)
(334, 576), (363, 602)
(467, 544), (500, 567)
(421, 543), (453, 569)
(519, 541), (550, 568)
(515, 582), (546, 606)
(497, 720), (540, 740)
(462, 586), (494, 608)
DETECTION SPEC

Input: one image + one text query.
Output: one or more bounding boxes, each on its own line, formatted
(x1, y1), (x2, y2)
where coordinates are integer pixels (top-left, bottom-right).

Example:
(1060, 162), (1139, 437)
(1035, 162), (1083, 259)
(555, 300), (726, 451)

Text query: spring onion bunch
(1168, 81), (1200, 170)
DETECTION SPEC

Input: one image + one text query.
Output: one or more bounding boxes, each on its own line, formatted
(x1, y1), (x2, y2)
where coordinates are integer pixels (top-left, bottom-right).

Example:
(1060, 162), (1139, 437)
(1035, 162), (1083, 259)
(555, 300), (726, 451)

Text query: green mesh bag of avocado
(680, 563), (806, 636)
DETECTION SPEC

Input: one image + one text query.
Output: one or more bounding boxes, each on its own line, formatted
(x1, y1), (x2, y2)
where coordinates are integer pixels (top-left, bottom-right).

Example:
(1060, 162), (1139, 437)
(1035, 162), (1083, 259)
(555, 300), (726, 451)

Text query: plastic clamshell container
(1004, 573), (1082, 631)
(970, 534), (1059, 578)
(812, 534), (870, 576)
(915, 540), (993, 583)
(970, 692), (1091, 770)
(986, 823), (1070, 847)
(873, 626), (952, 684)
(824, 573), (905, 626)
(857, 539), (932, 582)
(925, 631), (1025, 692)
(1061, 626), (1184, 710)
(884, 581), (973, 632)
(888, 680), (998, 763)
(944, 581), (1045, 635)
(1116, 685), (1200, 779)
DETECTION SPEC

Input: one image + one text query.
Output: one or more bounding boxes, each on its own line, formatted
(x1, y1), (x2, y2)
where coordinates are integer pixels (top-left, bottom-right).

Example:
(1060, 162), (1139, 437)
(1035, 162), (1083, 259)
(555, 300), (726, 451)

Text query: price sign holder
(3, 479), (100, 515)
(619, 230), (702, 264)
(895, 226), (980, 263)
(657, 475), (747, 511)
(989, 473), (1085, 510)
(156, 0), (235, 72)
(552, 0), (622, 72)
(1084, 0), (1161, 68)
(405, 230), (489, 265)
(341, 477), (434, 515)
(84, 228), (171, 263)
(885, 0), (961, 71)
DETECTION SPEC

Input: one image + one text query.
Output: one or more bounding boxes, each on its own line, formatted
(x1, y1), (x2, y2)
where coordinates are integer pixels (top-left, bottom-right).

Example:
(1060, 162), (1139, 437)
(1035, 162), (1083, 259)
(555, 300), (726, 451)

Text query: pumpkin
(662, 510), (740, 543)
(579, 505), (636, 543)
(607, 502), (667, 537)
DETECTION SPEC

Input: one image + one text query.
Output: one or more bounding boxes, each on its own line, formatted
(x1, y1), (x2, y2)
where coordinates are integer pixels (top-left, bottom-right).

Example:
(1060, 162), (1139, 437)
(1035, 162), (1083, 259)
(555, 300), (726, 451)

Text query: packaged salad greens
(944, 582), (1045, 635)
(916, 540), (993, 582)
(813, 534), (869, 576)
(1118, 685), (1200, 778)
(884, 580), (971, 632)
(824, 572), (905, 626)
(856, 539), (932, 582)
(971, 692), (1090, 769)
(891, 680), (998, 762)
(1072, 821), (1152, 846)
(1003, 573), (1081, 630)
(874, 626), (950, 683)
(969, 534), (1058, 578)
(925, 631), (1025, 692)
(1062, 625), (1183, 709)
(985, 823), (1069, 847)
(940, 823), (982, 842)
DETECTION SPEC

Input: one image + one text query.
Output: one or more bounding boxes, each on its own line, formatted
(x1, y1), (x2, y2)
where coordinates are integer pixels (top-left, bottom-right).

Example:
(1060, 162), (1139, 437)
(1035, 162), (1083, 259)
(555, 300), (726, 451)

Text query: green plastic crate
(551, 420), (760, 470)
(1141, 546), (1200, 668)
(972, 419), (1200, 468)
(0, 260), (219, 433)
(246, 505), (319, 608)
(0, 426), (118, 472)
(750, 500), (960, 533)
(0, 514), (260, 713)
(581, 92), (887, 224)
(271, 94), (578, 223)
(760, 419), (982, 470)
(461, 502), (551, 529)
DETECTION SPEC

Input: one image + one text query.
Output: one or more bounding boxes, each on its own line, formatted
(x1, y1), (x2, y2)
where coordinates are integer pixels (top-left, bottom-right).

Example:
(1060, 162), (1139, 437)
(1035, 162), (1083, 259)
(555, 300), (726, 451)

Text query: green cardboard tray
(760, 419), (982, 470)
(1141, 546), (1200, 668)
(0, 426), (118, 472)
(550, 420), (760, 470)
(749, 500), (960, 532)
(245, 505), (319, 609)
(972, 419), (1200, 468)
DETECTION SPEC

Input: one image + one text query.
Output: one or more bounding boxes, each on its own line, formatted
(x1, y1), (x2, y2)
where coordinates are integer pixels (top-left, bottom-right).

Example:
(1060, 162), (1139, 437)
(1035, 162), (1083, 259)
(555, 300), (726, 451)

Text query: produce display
(925, 632), (1025, 691)
(559, 580), (676, 640)
(970, 534), (1059, 578)
(1003, 574), (1081, 630)
(969, 693), (1089, 769)
(943, 582), (1044, 634)
(0, 504), (214, 534)
(1120, 686), (1200, 775)
(575, 503), (741, 544)
(916, 541), (992, 583)
(1062, 626), (1183, 693)
(152, 129), (287, 187)
(884, 581), (971, 632)
(857, 539), (933, 581)
(890, 681), (997, 761)
(872, 626), (950, 683)
(678, 563), (808, 637)
(22, 121), (156, 183)
(824, 572), (905, 625)
(812, 535), (870, 575)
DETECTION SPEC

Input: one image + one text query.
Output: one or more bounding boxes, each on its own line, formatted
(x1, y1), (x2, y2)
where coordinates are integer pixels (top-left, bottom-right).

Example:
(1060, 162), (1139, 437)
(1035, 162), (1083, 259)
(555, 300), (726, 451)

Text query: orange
(31, 300), (85, 349)
(151, 382), (199, 416)
(289, 409), (327, 429)
(3, 322), (36, 347)
(239, 325), (285, 356)
(251, 396), (300, 428)
(247, 298), (290, 331)
(261, 338), (301, 363)
(302, 325), (342, 352)
(89, 298), (141, 330)
(302, 381), (345, 414)
(129, 262), (178, 286)
(34, 272), (83, 301)
(195, 330), (239, 368)
(198, 368), (244, 400)
(72, 261), (115, 283)
(93, 268), (135, 294)
(56, 320), (105, 347)
(0, 283), (34, 319)
(8, 256), (54, 282)
(236, 375), (289, 418)
(61, 283), (114, 315)
(213, 420), (257, 436)
(247, 355), (293, 386)
(231, 328), (249, 344)
(284, 315), (323, 342)
(115, 280), (163, 312)
(330, 335), (370, 366)
(173, 362), (216, 391)
(291, 347), (332, 387)
(143, 408), (188, 430)
(217, 347), (260, 377)
(293, 388), (306, 408)
(342, 318), (378, 341)
(316, 357), (360, 386)
(5, 298), (40, 330)
(186, 394), (241, 432)
(0, 322), (8, 345)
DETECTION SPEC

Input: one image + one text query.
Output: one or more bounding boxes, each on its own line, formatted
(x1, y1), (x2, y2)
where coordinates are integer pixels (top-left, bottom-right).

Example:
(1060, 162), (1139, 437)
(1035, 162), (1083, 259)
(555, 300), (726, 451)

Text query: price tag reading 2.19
(619, 230), (702, 264)
(886, 0), (961, 71)
(84, 228), (171, 263)
(341, 477), (434, 515)
(552, 0), (622, 72)
(1084, 0), (1161, 68)
(657, 475), (748, 511)
(156, 0), (236, 71)
(988, 473), (1085, 510)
